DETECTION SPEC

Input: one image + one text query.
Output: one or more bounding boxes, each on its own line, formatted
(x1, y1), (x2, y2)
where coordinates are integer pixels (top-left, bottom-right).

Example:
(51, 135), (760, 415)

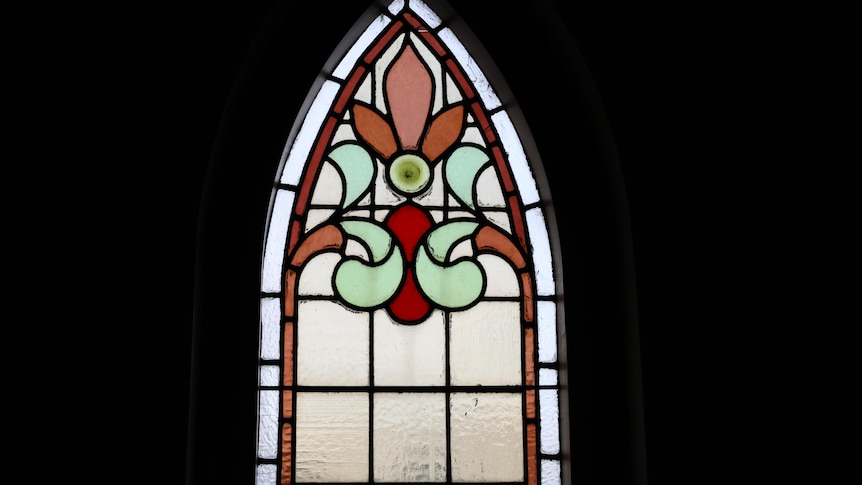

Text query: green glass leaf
(340, 220), (392, 262)
(327, 143), (375, 208)
(444, 146), (490, 210)
(335, 246), (404, 308)
(426, 221), (479, 263)
(415, 246), (484, 309)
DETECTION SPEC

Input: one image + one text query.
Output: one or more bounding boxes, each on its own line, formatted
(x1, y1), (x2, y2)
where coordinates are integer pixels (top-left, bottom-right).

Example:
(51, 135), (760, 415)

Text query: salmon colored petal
(354, 104), (398, 158)
(386, 45), (432, 150)
(421, 104), (464, 161)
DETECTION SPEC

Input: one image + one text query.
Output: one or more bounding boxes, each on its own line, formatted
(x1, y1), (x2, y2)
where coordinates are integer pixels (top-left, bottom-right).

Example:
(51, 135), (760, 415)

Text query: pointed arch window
(256, 1), (565, 483)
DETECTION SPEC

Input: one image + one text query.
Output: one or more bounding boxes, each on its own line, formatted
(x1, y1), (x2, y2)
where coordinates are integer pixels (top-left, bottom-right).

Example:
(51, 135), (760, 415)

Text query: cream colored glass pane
(541, 460), (561, 485)
(333, 14), (392, 80)
(449, 302), (521, 386)
(478, 254), (519, 297)
(483, 211), (512, 234)
(259, 297), (281, 360)
(282, 80), (340, 186)
(257, 390), (279, 459)
(262, 189), (294, 293)
(450, 393), (524, 481)
(539, 389), (560, 455)
(310, 162), (343, 205)
(375, 161), (407, 205)
(297, 253), (339, 296)
(332, 123), (357, 145)
(461, 126), (485, 145)
(527, 207), (555, 296)
(537, 300), (557, 363)
(445, 73), (462, 104)
(476, 167), (506, 208)
(256, 464), (277, 485)
(374, 310), (445, 386)
(295, 392), (369, 482)
(296, 300), (369, 386)
(304, 208), (337, 232)
(373, 393), (447, 482)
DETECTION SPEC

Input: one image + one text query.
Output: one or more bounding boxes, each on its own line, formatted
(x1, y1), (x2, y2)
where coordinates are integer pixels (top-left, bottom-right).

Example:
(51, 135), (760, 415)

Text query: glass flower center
(389, 153), (430, 194)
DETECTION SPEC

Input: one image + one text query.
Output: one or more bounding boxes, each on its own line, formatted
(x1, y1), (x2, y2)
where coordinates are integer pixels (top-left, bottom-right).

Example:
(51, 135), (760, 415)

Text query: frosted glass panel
(450, 393), (523, 481)
(537, 300), (558, 363)
(541, 460), (561, 485)
(296, 300), (369, 386)
(262, 189), (294, 293)
(259, 365), (279, 387)
(295, 392), (369, 482)
(257, 390), (279, 459)
(410, 0), (442, 28)
(449, 302), (521, 385)
(256, 464), (277, 485)
(539, 368), (558, 386)
(438, 28), (501, 110)
(539, 389), (560, 455)
(259, 297), (281, 360)
(527, 208), (555, 296)
(373, 393), (447, 482)
(374, 310), (446, 386)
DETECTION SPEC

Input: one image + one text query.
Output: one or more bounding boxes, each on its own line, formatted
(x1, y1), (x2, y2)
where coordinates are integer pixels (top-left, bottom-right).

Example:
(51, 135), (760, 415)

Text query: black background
(20, 1), (852, 483)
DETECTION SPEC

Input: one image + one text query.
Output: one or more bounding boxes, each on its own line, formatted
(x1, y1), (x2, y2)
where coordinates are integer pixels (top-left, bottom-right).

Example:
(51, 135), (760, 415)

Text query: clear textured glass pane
(541, 460), (561, 485)
(374, 310), (446, 386)
(491, 110), (539, 205)
(527, 208), (555, 296)
(259, 365), (279, 387)
(262, 190), (294, 293)
(539, 368), (558, 386)
(256, 464), (277, 485)
(281, 80), (340, 186)
(539, 389), (560, 455)
(260, 297), (281, 360)
(373, 393), (447, 482)
(257, 390), (279, 459)
(537, 300), (558, 363)
(449, 302), (522, 385)
(450, 393), (524, 481)
(296, 300), (369, 386)
(295, 392), (369, 482)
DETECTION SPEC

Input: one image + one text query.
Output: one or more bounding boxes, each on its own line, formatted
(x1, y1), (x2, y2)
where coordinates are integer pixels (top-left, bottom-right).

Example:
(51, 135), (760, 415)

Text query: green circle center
(389, 154), (430, 194)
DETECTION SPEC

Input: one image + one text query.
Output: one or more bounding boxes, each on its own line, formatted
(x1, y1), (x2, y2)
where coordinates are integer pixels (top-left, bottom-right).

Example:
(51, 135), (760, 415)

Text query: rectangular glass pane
(296, 300), (369, 386)
(449, 302), (522, 385)
(295, 392), (369, 482)
(539, 389), (560, 455)
(527, 208), (555, 296)
(256, 464), (277, 485)
(539, 368), (558, 386)
(373, 393), (447, 482)
(537, 300), (557, 363)
(259, 297), (281, 360)
(450, 393), (524, 481)
(262, 190), (294, 293)
(259, 365), (279, 387)
(257, 390), (279, 459)
(541, 459), (561, 485)
(374, 310), (446, 386)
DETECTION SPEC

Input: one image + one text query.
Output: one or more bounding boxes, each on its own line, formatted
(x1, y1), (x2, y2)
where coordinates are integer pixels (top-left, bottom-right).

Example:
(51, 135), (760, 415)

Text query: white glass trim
(527, 207), (555, 296)
(257, 390), (280, 459)
(492, 110), (540, 205)
(332, 14), (392, 80)
(281, 80), (341, 186)
(437, 27), (502, 110)
(261, 189), (295, 293)
(407, 0), (442, 28)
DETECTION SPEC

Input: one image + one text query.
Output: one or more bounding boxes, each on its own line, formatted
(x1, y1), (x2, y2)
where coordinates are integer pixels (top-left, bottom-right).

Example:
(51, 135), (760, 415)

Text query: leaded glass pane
(258, 1), (565, 483)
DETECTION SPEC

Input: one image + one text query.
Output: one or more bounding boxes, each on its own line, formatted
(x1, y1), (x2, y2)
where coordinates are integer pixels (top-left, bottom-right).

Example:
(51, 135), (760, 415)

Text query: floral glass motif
(257, 1), (563, 484)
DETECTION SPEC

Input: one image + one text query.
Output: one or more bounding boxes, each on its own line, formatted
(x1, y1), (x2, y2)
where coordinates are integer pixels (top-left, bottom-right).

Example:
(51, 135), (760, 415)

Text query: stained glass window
(256, 1), (565, 483)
